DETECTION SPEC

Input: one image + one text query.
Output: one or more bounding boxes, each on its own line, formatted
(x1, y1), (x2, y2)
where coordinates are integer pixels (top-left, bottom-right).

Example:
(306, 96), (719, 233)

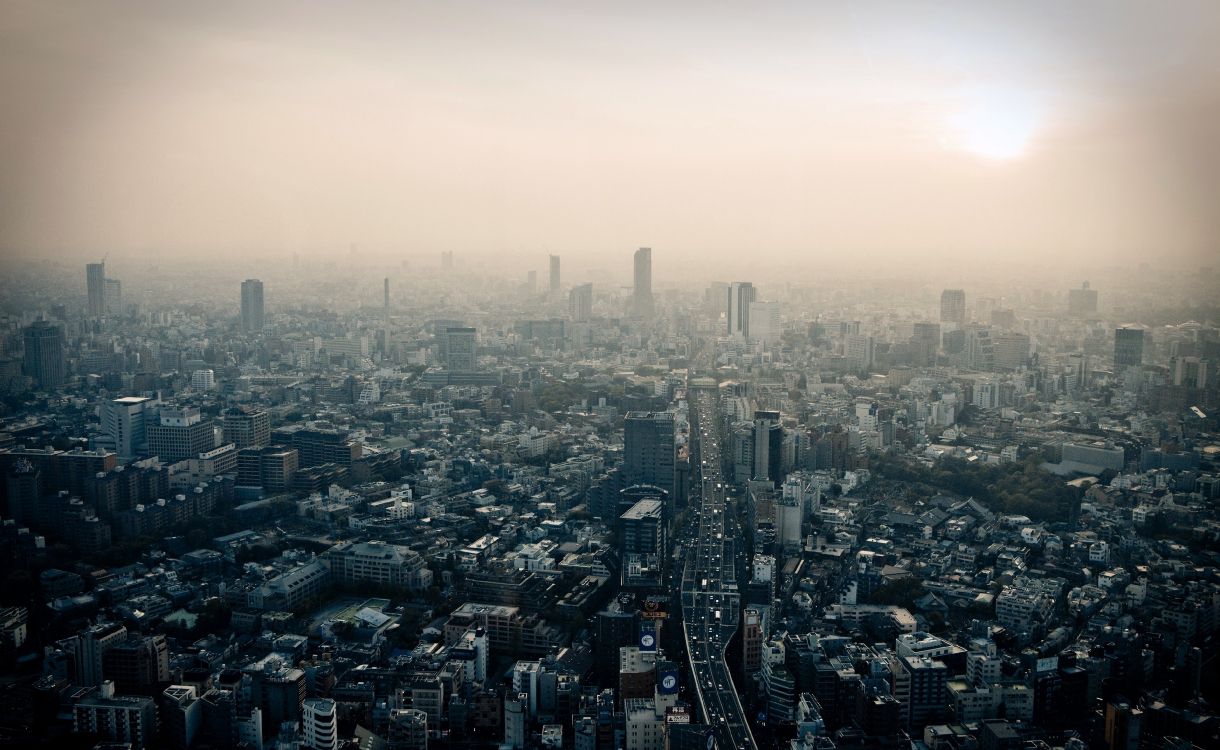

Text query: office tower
(4, 459), (40, 527)
(992, 332), (1030, 370)
(146, 407), (217, 463)
(526, 269), (537, 293)
(240, 279), (265, 332)
(752, 410), (783, 484)
(633, 247), (654, 319)
(727, 282), (756, 337)
(22, 321), (65, 390)
(619, 497), (667, 558)
(901, 655), (949, 731)
(569, 283), (593, 322)
(549, 254), (561, 294)
(748, 301), (781, 344)
(222, 407), (270, 449)
(384, 277), (390, 314)
(1068, 281), (1098, 316)
(303, 698), (338, 750)
(190, 369), (215, 391)
(844, 333), (875, 372)
(623, 411), (676, 498)
(441, 327), (478, 372)
(100, 396), (158, 460)
(87, 262), (106, 316)
(911, 322), (941, 367)
(742, 608), (764, 678)
(1104, 698), (1142, 750)
(104, 278), (122, 316)
(74, 681), (157, 750)
(706, 281), (729, 318)
(940, 289), (966, 324)
(1114, 327), (1144, 369)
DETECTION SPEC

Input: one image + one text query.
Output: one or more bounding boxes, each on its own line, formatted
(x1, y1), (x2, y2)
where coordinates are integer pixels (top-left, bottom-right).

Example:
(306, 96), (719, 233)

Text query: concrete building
(22, 321), (66, 390)
(74, 680), (158, 750)
(87, 262), (107, 317)
(146, 407), (217, 463)
(569, 283), (593, 322)
(728, 281), (756, 337)
(102, 396), (160, 460)
(324, 540), (433, 592)
(302, 697), (338, 750)
(940, 289), (966, 324)
(241, 279), (265, 332)
(633, 247), (654, 319)
(623, 412), (676, 499)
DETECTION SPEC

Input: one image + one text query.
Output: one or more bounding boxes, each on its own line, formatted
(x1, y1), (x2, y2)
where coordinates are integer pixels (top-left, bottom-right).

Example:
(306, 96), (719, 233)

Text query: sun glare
(948, 87), (1042, 161)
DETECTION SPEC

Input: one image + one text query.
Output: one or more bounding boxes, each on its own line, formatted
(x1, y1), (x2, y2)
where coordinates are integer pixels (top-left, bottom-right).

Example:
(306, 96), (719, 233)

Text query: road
(679, 382), (757, 750)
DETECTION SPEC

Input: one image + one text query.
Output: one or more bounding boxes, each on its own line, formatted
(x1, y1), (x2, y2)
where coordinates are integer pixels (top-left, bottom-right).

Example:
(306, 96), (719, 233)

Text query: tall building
(441, 327), (478, 372)
(160, 685), (202, 750)
(87, 262), (107, 316)
(102, 396), (160, 460)
(303, 698), (338, 750)
(1068, 282), (1098, 316)
(748, 301), (781, 344)
(1114, 327), (1144, 370)
(102, 634), (170, 695)
(940, 289), (966, 324)
(752, 410), (783, 484)
(240, 279), (265, 332)
(22, 321), (65, 390)
(549, 255), (561, 294)
(844, 333), (875, 372)
(727, 282), (756, 337)
(623, 412), (676, 498)
(146, 407), (217, 463)
(569, 283), (593, 322)
(911, 322), (941, 367)
(222, 408), (270, 449)
(104, 278), (123, 316)
(632, 247), (654, 319)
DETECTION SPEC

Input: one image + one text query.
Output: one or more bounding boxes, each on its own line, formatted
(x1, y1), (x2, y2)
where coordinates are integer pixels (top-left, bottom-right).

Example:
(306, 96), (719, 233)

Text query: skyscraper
(549, 254), (561, 294)
(1114, 327), (1144, 370)
(569, 283), (593, 322)
(86, 262), (106, 317)
(623, 411), (676, 498)
(940, 289), (966, 324)
(728, 282), (756, 338)
(22, 320), (65, 390)
(240, 279), (264, 332)
(1068, 282), (1098, 316)
(441, 327), (477, 372)
(104, 278), (122, 316)
(632, 247), (654, 319)
(748, 301), (781, 344)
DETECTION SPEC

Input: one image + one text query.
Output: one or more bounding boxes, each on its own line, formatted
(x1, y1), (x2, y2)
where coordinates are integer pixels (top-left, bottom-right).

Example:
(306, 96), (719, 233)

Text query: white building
(302, 698), (338, 750)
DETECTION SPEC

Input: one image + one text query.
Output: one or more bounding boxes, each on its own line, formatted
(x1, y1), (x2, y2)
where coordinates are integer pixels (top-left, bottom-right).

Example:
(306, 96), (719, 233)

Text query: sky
(1, 1), (1218, 275)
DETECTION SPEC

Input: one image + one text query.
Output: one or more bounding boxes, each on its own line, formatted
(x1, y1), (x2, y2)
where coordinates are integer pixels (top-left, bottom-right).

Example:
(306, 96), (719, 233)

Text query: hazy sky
(2, 1), (1218, 272)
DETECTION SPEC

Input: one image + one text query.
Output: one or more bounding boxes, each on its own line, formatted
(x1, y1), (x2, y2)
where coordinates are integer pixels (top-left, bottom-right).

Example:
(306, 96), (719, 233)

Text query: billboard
(658, 664), (679, 694)
(639, 620), (658, 652)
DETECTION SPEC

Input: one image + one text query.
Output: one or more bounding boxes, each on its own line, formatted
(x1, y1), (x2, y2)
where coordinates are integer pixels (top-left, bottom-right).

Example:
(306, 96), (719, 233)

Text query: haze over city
(2, 0), (1219, 273)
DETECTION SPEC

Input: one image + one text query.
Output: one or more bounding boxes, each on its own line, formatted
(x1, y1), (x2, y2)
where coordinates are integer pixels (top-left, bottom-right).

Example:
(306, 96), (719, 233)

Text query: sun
(948, 87), (1042, 161)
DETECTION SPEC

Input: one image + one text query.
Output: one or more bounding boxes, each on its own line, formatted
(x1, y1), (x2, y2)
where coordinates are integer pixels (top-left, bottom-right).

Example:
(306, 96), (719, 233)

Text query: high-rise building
(65, 623), (129, 688)
(623, 411), (676, 498)
(632, 247), (654, 319)
(748, 301), (781, 344)
(222, 407), (270, 449)
(728, 282), (756, 337)
(505, 692), (527, 749)
(940, 289), (966, 324)
(160, 685), (202, 750)
(303, 698), (338, 750)
(87, 262), (106, 316)
(569, 283), (593, 322)
(1114, 327), (1144, 370)
(441, 327), (478, 372)
(240, 279), (265, 332)
(146, 407), (217, 463)
(22, 321), (65, 390)
(752, 410), (783, 484)
(1068, 282), (1098, 316)
(549, 254), (561, 294)
(102, 396), (160, 460)
(104, 278), (123, 316)
(911, 322), (941, 367)
(844, 333), (875, 372)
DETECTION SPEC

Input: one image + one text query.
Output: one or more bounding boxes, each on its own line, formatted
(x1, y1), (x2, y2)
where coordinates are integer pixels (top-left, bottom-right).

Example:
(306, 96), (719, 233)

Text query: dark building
(753, 410), (784, 484)
(22, 321), (66, 390)
(940, 289), (966, 324)
(237, 446), (299, 492)
(102, 634), (171, 695)
(271, 425), (361, 468)
(623, 412), (676, 499)
(87, 262), (107, 317)
(1114, 327), (1145, 370)
(240, 279), (265, 332)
